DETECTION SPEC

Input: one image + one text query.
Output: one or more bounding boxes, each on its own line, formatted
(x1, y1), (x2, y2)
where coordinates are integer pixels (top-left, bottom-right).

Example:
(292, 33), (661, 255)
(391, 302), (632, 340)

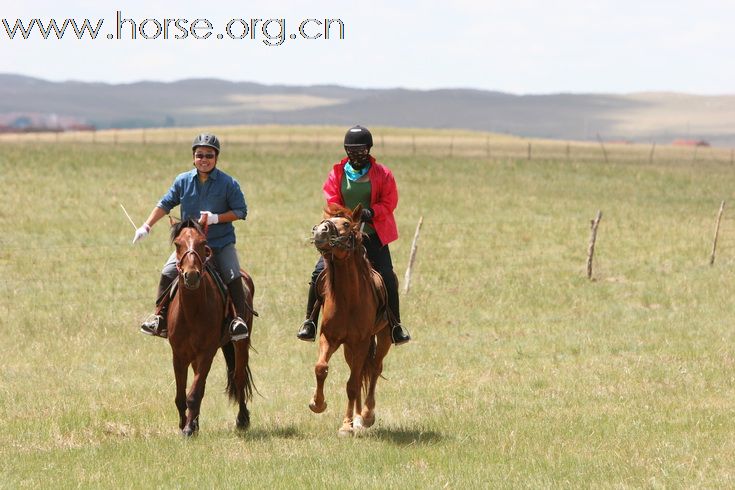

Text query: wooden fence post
(587, 210), (602, 279)
(403, 216), (424, 294)
(596, 134), (608, 164)
(649, 142), (656, 164)
(710, 200), (726, 266)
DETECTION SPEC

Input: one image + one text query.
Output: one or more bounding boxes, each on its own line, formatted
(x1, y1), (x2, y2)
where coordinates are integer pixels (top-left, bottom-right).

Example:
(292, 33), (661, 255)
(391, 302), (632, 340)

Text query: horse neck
(174, 273), (219, 315)
(324, 252), (371, 301)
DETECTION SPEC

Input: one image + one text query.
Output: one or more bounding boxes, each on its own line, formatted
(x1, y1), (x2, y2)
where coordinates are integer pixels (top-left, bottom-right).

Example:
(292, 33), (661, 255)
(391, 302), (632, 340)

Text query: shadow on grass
(367, 427), (444, 445)
(235, 425), (303, 440)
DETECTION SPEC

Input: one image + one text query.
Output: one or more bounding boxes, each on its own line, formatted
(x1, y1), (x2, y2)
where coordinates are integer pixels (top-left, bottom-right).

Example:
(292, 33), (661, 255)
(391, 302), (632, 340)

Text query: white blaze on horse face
(313, 222), (332, 247)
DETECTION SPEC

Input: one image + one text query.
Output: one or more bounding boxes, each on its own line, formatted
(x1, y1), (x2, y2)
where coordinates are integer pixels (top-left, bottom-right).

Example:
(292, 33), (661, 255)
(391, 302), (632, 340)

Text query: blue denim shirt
(157, 168), (247, 249)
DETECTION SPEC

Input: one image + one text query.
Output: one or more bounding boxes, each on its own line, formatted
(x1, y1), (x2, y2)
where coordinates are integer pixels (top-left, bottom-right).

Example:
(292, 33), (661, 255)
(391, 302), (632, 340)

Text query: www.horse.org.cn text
(1, 11), (346, 46)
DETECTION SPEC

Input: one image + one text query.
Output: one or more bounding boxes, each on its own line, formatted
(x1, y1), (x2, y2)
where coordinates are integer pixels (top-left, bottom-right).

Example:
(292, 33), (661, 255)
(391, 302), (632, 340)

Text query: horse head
(312, 204), (363, 258)
(171, 218), (212, 289)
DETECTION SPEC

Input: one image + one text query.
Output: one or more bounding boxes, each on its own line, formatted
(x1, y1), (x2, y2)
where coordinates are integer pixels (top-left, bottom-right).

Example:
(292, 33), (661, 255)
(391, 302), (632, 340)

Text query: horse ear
(352, 204), (363, 222)
(169, 215), (180, 226)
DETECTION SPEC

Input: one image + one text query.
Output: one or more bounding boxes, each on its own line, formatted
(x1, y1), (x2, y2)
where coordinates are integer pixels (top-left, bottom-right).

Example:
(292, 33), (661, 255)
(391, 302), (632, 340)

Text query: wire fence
(4, 127), (735, 314)
(5, 212), (735, 316)
(2, 126), (734, 165)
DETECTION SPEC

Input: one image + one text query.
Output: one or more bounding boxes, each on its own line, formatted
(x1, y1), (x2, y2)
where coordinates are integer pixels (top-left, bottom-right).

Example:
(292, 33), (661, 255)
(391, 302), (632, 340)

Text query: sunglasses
(195, 153), (216, 159)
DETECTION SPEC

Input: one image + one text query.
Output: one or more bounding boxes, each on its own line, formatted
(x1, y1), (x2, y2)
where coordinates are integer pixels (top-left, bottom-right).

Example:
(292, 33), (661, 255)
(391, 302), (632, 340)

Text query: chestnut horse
(309, 204), (393, 436)
(167, 219), (255, 436)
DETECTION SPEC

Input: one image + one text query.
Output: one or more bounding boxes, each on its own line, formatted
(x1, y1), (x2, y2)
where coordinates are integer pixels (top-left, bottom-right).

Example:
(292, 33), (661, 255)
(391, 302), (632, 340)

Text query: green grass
(2, 127), (735, 487)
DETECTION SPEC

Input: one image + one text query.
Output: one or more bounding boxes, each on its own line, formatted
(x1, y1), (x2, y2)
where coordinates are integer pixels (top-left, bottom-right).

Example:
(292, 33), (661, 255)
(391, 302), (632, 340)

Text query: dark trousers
(308, 234), (400, 322)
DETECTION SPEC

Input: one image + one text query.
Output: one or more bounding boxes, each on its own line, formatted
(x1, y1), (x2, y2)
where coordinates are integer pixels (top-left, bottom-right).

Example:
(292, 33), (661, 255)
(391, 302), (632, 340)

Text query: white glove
(199, 211), (219, 225)
(132, 223), (151, 244)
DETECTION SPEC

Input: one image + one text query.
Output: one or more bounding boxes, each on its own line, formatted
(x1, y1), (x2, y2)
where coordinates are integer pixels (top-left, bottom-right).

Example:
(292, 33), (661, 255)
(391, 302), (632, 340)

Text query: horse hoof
(337, 426), (354, 437)
(361, 413), (375, 428)
(309, 400), (326, 414)
(353, 415), (364, 431)
(236, 413), (250, 430)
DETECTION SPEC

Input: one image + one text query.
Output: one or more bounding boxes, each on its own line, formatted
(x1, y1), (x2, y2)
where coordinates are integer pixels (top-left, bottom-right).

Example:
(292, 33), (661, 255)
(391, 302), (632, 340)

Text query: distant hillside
(1, 74), (733, 146)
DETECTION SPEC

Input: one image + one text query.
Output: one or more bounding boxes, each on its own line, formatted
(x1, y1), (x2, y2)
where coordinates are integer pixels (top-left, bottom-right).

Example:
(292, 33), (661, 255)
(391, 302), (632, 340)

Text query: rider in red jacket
(297, 125), (411, 345)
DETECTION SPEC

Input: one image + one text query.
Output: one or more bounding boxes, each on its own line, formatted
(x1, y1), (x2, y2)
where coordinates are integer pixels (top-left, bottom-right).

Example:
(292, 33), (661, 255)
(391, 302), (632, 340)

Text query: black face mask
(345, 146), (371, 168)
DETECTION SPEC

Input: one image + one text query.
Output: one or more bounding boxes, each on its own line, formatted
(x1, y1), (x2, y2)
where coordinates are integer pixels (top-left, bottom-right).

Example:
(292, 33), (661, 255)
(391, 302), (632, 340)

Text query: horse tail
(222, 341), (257, 403)
(222, 341), (237, 401)
(361, 335), (377, 398)
(242, 361), (255, 402)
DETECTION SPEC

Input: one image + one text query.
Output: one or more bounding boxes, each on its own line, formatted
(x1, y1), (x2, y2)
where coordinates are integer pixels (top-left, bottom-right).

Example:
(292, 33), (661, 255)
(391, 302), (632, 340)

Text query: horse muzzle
(182, 270), (201, 289)
(312, 223), (332, 250)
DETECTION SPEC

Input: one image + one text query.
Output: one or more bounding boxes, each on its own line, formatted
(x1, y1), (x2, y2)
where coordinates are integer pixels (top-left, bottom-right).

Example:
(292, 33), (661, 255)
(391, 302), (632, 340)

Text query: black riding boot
(384, 272), (410, 345)
(140, 274), (175, 338)
(297, 280), (319, 342)
(227, 278), (250, 341)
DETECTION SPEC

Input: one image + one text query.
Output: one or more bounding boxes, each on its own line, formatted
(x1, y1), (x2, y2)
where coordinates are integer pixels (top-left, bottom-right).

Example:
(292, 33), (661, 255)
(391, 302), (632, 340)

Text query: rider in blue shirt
(132, 133), (250, 341)
(157, 167), (247, 250)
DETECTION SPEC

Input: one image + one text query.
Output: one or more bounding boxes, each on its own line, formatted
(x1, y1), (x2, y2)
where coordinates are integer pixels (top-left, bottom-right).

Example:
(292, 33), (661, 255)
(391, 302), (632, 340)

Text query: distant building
(0, 112), (95, 132)
(672, 139), (710, 147)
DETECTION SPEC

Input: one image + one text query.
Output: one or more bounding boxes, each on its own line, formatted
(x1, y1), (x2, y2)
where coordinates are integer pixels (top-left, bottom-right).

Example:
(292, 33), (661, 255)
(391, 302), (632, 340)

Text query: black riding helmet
(192, 133), (221, 155)
(343, 125), (373, 149)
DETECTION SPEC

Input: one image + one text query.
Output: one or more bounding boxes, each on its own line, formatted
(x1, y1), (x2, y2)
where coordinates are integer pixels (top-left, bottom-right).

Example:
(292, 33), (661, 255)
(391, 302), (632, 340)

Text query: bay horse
(167, 218), (255, 436)
(309, 204), (393, 436)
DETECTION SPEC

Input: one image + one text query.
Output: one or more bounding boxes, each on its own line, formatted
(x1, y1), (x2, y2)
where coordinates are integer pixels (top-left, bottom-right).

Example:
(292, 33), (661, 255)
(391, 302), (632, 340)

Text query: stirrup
(140, 314), (167, 338)
(390, 324), (410, 345)
(229, 317), (249, 341)
(297, 319), (317, 342)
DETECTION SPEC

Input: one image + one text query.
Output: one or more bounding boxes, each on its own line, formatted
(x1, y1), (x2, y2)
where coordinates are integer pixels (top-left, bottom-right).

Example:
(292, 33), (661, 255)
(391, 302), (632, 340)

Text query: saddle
(311, 267), (394, 329)
(154, 263), (236, 339)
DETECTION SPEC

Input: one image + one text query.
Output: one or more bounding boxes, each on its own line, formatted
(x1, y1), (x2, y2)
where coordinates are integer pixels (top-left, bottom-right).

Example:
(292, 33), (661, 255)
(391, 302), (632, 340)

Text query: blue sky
(1, 0), (733, 94)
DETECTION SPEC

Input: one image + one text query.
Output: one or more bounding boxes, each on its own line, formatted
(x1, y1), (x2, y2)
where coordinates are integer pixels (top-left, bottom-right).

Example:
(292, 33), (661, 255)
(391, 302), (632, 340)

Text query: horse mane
(170, 218), (206, 244)
(323, 202), (354, 219)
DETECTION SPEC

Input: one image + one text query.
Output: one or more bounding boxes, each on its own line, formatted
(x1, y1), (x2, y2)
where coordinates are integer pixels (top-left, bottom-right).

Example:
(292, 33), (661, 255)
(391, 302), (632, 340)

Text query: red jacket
(323, 156), (399, 245)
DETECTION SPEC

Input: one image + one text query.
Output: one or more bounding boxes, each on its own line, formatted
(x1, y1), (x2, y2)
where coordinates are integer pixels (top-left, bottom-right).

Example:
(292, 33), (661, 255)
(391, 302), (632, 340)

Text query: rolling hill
(1, 74), (733, 146)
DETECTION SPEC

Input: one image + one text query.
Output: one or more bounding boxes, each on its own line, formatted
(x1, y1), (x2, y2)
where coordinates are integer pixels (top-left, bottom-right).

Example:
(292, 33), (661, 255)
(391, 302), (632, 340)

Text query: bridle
(313, 218), (357, 255)
(175, 234), (212, 275)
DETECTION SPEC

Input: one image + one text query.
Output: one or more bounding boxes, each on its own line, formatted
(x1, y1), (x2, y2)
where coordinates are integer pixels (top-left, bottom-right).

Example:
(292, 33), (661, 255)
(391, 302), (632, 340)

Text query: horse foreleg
(339, 342), (370, 436)
(172, 355), (188, 431)
(310, 334), (338, 414)
(361, 330), (392, 428)
(182, 352), (215, 436)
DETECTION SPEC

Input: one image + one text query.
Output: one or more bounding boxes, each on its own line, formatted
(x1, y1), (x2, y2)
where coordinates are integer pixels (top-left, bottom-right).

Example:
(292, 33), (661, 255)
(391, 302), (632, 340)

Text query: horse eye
(343, 223), (349, 228)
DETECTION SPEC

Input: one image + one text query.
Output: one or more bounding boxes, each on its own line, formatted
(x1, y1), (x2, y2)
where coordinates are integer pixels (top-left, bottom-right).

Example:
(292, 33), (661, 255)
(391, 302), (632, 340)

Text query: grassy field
(2, 126), (735, 487)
